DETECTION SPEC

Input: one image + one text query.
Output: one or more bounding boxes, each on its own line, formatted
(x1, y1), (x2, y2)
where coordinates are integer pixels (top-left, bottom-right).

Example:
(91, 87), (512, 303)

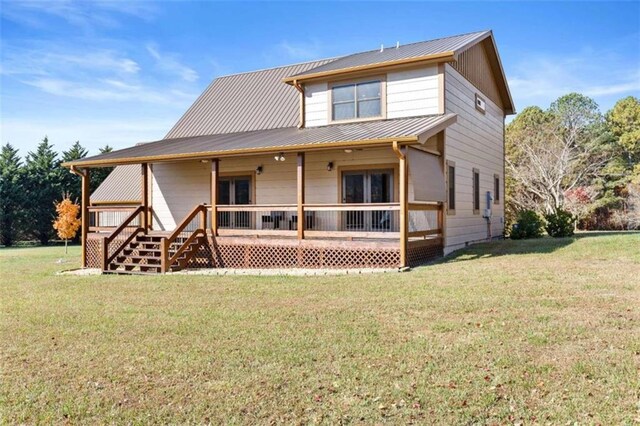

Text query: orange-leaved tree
(53, 193), (81, 254)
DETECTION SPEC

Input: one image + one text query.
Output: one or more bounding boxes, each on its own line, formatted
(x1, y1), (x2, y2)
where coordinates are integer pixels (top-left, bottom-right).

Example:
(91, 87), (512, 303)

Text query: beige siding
(444, 63), (504, 254)
(304, 82), (329, 127)
(304, 66), (441, 127)
(151, 147), (413, 231)
(387, 66), (439, 118)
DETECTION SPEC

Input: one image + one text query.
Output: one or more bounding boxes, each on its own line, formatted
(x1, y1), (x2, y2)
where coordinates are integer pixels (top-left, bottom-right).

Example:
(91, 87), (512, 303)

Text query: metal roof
(90, 165), (141, 202)
(165, 59), (337, 139)
(288, 31), (490, 80)
(67, 114), (457, 167)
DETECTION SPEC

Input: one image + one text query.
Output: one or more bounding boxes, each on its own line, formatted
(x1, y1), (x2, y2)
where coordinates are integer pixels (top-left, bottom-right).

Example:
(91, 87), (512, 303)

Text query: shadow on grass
(437, 231), (639, 264)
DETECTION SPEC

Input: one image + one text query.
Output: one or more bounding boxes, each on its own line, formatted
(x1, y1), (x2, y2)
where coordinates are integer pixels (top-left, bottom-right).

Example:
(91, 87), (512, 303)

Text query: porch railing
(407, 202), (443, 239)
(100, 206), (145, 270)
(207, 203), (401, 239)
(88, 205), (140, 232)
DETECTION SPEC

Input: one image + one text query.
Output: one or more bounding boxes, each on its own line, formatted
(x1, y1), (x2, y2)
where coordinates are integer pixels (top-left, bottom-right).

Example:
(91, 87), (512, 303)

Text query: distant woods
(0, 138), (112, 246)
(506, 94), (640, 231)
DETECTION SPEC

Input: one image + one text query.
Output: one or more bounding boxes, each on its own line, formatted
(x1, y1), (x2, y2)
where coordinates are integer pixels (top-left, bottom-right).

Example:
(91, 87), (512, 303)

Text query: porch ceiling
(64, 114), (456, 168)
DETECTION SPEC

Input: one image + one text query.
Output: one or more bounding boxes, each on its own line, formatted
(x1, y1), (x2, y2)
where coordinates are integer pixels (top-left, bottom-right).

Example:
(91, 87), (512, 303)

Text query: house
(64, 30), (514, 274)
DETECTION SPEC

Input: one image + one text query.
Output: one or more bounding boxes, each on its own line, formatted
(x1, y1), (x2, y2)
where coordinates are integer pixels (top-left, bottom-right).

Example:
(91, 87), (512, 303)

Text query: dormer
(283, 30), (514, 128)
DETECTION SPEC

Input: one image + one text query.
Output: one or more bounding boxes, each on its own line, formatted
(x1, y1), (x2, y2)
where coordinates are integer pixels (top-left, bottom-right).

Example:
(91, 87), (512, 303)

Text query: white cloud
(146, 43), (199, 82)
(1, 0), (157, 31)
(277, 41), (323, 61)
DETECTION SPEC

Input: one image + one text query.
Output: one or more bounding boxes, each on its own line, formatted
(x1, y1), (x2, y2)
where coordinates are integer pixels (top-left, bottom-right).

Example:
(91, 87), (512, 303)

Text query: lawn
(1, 233), (639, 424)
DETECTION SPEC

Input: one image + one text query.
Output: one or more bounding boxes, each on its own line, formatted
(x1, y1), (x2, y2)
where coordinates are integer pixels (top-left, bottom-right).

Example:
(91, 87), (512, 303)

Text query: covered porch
(69, 115), (455, 273)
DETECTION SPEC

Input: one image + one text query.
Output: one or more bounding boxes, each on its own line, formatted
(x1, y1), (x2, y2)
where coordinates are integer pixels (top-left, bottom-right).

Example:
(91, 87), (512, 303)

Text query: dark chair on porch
(261, 211), (285, 230)
(289, 213), (315, 230)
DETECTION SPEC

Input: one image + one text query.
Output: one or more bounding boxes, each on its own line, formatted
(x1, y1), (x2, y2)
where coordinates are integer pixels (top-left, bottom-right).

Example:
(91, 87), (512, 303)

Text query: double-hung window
(331, 80), (382, 121)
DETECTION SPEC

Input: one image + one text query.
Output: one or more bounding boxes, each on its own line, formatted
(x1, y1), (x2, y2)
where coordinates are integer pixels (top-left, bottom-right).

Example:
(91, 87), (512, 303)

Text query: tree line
(0, 138), (112, 246)
(506, 94), (639, 232)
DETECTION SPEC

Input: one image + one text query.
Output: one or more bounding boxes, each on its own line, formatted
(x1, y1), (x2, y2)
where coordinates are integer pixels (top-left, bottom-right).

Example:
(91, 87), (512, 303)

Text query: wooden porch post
(141, 163), (149, 231)
(210, 159), (219, 236)
(392, 141), (408, 268)
(297, 152), (305, 240)
(81, 168), (90, 268)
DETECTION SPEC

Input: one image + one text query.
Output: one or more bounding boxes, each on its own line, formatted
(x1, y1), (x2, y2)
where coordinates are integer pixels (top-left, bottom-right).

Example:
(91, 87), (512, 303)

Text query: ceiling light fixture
(274, 152), (285, 161)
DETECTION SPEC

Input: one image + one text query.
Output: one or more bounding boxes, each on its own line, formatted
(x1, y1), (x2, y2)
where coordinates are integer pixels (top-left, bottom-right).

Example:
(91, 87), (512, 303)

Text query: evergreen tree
(0, 144), (25, 246)
(90, 144), (114, 192)
(24, 136), (62, 245)
(61, 141), (88, 202)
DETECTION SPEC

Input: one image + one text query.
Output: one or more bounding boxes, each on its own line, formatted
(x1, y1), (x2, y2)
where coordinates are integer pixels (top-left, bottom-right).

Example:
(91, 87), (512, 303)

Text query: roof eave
(282, 51), (457, 85)
(61, 136), (421, 168)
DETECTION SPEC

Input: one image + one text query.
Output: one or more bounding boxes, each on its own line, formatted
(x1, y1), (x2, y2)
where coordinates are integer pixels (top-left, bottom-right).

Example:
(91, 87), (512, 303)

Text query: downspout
(293, 79), (305, 129)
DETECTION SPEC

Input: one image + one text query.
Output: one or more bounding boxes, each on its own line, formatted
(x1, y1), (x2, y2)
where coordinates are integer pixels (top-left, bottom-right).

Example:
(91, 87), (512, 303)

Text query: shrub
(510, 210), (544, 239)
(545, 209), (575, 237)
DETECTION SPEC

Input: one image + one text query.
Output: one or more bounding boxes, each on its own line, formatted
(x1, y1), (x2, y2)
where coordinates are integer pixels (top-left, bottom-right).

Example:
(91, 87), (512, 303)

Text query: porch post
(81, 168), (90, 268)
(297, 152), (305, 240)
(399, 153), (408, 268)
(210, 159), (219, 236)
(141, 163), (149, 231)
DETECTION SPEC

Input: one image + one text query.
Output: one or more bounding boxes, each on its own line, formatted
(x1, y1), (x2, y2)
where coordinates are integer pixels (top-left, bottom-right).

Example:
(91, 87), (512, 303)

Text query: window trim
(472, 168), (480, 215)
(494, 174), (500, 205)
(328, 75), (386, 124)
(446, 160), (456, 216)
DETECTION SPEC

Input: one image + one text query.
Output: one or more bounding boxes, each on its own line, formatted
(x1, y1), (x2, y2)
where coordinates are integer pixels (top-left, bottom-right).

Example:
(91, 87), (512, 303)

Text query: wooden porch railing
(407, 202), (443, 239)
(206, 203), (403, 239)
(160, 204), (208, 273)
(88, 205), (139, 233)
(100, 206), (145, 271)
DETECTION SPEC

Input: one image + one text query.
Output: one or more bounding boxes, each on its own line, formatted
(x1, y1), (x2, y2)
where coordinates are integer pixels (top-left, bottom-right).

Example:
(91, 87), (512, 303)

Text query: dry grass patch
(1, 232), (639, 424)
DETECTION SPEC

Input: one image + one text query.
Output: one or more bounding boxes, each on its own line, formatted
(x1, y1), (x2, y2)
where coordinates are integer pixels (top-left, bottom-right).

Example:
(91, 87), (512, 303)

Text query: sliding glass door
(218, 176), (251, 229)
(342, 169), (394, 231)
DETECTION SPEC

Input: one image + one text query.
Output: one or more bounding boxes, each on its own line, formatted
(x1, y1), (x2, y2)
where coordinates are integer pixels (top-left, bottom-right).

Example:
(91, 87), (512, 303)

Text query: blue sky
(1, 1), (639, 157)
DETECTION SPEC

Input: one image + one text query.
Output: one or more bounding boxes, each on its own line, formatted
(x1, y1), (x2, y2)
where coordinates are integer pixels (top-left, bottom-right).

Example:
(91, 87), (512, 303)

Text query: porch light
(274, 152), (285, 162)
(256, 165), (263, 175)
(344, 149), (353, 154)
(327, 162), (334, 172)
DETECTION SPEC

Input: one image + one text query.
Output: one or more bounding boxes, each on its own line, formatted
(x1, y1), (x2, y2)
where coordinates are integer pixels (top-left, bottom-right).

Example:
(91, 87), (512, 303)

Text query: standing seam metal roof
(90, 164), (141, 202)
(164, 58), (337, 139)
(289, 31), (490, 78)
(71, 115), (456, 167)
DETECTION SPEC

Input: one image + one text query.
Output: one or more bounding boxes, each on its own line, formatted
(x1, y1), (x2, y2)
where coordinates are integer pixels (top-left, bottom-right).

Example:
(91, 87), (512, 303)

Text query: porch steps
(104, 234), (205, 274)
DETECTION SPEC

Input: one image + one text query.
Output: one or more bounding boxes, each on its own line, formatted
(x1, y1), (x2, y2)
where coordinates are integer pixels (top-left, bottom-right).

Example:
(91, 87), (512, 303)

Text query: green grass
(1, 233), (639, 424)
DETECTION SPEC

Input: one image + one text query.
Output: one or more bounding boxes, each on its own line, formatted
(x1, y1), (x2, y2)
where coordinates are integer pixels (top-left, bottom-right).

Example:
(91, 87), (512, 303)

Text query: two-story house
(65, 30), (515, 274)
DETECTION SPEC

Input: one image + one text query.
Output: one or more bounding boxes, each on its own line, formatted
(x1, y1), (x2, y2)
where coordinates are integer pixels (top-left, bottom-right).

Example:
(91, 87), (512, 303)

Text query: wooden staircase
(105, 233), (206, 274)
(101, 204), (209, 275)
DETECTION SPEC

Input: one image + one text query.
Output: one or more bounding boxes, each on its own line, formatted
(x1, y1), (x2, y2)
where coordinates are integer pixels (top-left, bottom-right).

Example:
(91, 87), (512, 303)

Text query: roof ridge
(334, 30), (491, 59)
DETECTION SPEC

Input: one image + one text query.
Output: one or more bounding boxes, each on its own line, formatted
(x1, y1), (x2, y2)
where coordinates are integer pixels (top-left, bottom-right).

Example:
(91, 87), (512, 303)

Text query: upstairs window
(331, 80), (382, 121)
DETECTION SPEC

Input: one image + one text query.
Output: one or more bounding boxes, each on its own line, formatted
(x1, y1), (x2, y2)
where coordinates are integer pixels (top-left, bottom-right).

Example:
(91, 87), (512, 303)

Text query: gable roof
(165, 58), (336, 139)
(286, 30), (489, 81)
(68, 114), (457, 167)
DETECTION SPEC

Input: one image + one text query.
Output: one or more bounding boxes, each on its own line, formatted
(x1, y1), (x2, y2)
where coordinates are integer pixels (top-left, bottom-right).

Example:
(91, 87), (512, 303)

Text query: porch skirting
(86, 234), (442, 270)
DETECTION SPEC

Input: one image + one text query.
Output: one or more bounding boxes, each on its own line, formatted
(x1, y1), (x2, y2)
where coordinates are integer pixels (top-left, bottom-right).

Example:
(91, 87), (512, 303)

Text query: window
(447, 161), (456, 215)
(494, 174), (500, 204)
(332, 80), (382, 121)
(473, 168), (480, 214)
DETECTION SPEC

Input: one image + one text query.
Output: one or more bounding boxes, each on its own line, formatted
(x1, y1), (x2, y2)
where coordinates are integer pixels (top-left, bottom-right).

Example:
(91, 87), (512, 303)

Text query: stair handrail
(161, 204), (208, 273)
(101, 206), (145, 270)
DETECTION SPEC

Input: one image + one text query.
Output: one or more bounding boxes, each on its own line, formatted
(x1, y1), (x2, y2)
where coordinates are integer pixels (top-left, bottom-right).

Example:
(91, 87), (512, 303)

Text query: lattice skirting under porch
(85, 235), (128, 268)
(187, 237), (402, 269)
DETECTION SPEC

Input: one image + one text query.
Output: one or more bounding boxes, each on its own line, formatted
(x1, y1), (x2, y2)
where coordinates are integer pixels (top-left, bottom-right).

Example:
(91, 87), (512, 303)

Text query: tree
(90, 145), (114, 192)
(24, 136), (62, 245)
(53, 193), (81, 254)
(60, 141), (88, 203)
(0, 144), (25, 246)
(606, 96), (640, 169)
(506, 94), (610, 215)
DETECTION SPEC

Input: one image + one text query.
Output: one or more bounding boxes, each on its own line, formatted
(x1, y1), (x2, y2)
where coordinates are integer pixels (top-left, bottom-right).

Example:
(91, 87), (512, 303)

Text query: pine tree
(0, 144), (25, 246)
(24, 136), (62, 245)
(61, 141), (88, 202)
(90, 144), (114, 192)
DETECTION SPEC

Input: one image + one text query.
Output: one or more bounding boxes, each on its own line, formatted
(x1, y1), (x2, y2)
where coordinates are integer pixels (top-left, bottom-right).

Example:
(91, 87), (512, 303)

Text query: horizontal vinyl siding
(151, 147), (418, 231)
(444, 63), (504, 254)
(304, 83), (328, 127)
(387, 66), (439, 118)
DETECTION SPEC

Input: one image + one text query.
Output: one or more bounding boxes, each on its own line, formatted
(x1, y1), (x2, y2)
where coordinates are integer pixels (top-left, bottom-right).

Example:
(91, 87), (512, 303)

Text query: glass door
(342, 169), (393, 231)
(218, 176), (252, 229)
